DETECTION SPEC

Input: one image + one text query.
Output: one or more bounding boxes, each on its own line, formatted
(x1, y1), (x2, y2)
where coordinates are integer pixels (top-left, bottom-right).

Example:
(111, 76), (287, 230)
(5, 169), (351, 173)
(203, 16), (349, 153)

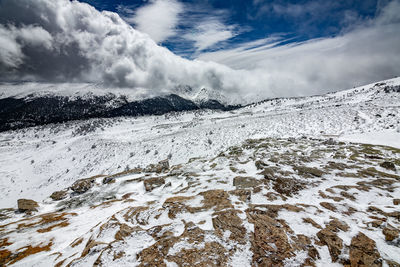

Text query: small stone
(380, 161), (396, 171)
(17, 199), (39, 212)
(50, 190), (68, 201)
(383, 225), (400, 241)
(102, 177), (115, 184)
(394, 199), (400, 205)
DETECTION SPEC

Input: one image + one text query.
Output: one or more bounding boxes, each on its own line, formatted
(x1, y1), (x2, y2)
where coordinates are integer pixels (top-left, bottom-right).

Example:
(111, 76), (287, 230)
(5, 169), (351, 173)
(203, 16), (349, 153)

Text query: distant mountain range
(0, 92), (240, 132)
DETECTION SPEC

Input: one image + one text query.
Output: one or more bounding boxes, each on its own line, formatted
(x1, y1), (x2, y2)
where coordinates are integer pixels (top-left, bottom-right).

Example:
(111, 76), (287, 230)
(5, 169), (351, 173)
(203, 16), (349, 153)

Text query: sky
(0, 0), (399, 103)
(83, 0), (382, 57)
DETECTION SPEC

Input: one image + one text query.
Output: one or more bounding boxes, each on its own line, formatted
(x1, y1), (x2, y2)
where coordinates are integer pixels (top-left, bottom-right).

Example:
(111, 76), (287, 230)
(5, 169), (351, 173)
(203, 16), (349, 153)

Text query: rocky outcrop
(2, 138), (400, 266)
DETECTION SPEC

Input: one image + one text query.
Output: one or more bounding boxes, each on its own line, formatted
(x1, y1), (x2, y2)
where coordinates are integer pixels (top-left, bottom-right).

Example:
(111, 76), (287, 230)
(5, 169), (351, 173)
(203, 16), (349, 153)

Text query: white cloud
(123, 0), (183, 43)
(183, 19), (237, 52)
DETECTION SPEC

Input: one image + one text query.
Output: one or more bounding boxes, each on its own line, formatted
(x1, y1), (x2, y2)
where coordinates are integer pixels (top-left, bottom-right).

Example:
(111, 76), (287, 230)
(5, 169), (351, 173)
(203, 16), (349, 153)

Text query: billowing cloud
(0, 0), (246, 101)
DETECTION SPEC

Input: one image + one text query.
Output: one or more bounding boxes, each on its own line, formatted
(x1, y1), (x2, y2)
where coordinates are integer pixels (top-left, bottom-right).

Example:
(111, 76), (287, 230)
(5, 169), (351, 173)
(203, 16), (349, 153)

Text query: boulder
(17, 199), (39, 212)
(144, 177), (165, 192)
(394, 199), (400, 205)
(71, 178), (94, 194)
(50, 190), (68, 201)
(350, 232), (382, 267)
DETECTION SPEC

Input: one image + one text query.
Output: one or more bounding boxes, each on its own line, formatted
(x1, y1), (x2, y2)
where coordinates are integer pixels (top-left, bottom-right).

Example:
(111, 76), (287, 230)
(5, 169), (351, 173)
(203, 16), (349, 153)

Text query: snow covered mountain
(0, 84), (239, 132)
(0, 77), (399, 266)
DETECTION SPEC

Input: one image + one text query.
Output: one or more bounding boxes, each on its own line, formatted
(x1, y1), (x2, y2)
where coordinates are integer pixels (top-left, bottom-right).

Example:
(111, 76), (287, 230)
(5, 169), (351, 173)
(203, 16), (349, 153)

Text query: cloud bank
(0, 0), (399, 103)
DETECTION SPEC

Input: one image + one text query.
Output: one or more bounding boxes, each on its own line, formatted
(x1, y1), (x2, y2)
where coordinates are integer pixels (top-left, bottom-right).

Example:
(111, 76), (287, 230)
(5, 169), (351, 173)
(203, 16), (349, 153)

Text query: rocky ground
(1, 137), (399, 266)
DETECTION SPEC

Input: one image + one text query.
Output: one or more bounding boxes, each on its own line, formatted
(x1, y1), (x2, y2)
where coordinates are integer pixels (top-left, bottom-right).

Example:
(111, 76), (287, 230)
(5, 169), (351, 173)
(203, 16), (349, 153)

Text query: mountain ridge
(1, 77), (399, 132)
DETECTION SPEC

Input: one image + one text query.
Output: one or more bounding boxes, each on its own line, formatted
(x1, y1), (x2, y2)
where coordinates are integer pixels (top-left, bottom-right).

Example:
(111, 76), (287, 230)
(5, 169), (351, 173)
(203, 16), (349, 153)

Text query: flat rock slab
(233, 176), (262, 189)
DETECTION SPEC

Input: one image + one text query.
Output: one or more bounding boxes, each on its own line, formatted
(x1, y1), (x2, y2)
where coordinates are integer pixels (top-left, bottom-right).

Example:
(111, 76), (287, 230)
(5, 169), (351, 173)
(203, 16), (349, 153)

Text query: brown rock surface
(349, 232), (382, 267)
(246, 208), (296, 266)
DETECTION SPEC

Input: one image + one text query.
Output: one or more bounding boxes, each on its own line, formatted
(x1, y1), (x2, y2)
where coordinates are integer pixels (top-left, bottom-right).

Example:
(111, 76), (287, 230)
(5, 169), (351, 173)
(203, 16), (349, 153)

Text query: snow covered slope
(0, 77), (399, 209)
(0, 77), (400, 266)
